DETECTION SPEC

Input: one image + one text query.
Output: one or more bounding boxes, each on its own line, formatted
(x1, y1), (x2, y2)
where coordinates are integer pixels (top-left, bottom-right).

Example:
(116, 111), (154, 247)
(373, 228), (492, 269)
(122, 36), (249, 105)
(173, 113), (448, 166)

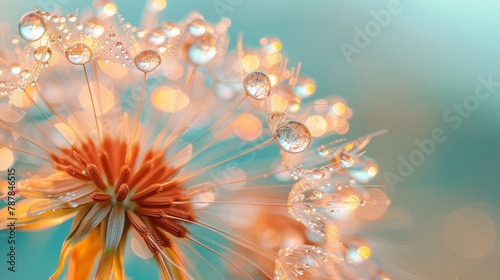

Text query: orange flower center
(49, 136), (194, 247)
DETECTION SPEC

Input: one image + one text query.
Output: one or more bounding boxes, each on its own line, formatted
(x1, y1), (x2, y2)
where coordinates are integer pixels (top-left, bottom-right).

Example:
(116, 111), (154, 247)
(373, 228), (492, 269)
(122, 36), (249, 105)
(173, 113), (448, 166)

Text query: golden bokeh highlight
(268, 74), (279, 87)
(303, 83), (315, 96)
(11, 85), (37, 108)
(98, 60), (128, 78)
(367, 166), (378, 177)
(443, 207), (496, 259)
(305, 115), (328, 137)
(233, 113), (262, 141)
(331, 117), (349, 135)
(266, 51), (281, 65)
(103, 3), (117, 16)
(55, 123), (77, 145)
(344, 143), (354, 152)
(79, 82), (114, 116)
(152, 0), (167, 11)
(345, 195), (361, 212)
(269, 94), (289, 113)
(242, 54), (259, 73)
(332, 102), (346, 115)
(151, 86), (189, 112)
(270, 41), (281, 52)
(357, 245), (371, 260)
(0, 147), (14, 170)
(289, 97), (301, 113)
(358, 189), (389, 220)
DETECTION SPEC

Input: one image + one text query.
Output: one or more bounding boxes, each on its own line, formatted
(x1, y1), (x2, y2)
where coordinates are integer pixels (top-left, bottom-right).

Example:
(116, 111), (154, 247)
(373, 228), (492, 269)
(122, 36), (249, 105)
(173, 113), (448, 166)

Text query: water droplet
(10, 64), (21, 75)
(66, 201), (78, 208)
(242, 71), (271, 100)
(157, 46), (167, 53)
(42, 12), (52, 21)
(188, 34), (217, 65)
(20, 69), (31, 81)
(162, 22), (180, 38)
(108, 32), (116, 41)
(67, 14), (77, 22)
(275, 244), (331, 279)
(360, 200), (367, 207)
(65, 43), (92, 65)
(33, 46), (52, 63)
(275, 121), (312, 154)
(116, 41), (124, 50)
(134, 50), (161, 72)
(313, 190), (323, 199)
(18, 12), (46, 42)
(188, 18), (207, 37)
(148, 28), (166, 45)
(332, 152), (355, 169)
(83, 18), (104, 38)
(296, 267), (305, 275)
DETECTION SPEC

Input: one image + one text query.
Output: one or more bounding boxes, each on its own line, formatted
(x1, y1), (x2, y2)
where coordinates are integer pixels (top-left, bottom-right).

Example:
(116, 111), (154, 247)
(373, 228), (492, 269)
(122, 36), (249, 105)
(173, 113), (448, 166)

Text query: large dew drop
(288, 179), (362, 234)
(242, 71), (271, 100)
(274, 244), (334, 279)
(187, 18), (207, 37)
(83, 18), (105, 38)
(65, 43), (93, 65)
(18, 12), (46, 42)
(148, 28), (166, 45)
(34, 46), (52, 63)
(134, 50), (161, 72)
(188, 34), (216, 65)
(162, 22), (180, 38)
(275, 120), (312, 154)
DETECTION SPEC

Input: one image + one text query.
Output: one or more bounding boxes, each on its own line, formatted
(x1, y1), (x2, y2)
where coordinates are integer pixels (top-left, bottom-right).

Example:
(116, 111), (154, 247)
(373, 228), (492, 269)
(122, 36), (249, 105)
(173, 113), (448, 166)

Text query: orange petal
(0, 198), (78, 231)
(167, 244), (190, 280)
(112, 237), (127, 280)
(157, 244), (190, 280)
(95, 205), (125, 280)
(18, 210), (76, 231)
(50, 203), (110, 280)
(0, 199), (33, 226)
(67, 227), (103, 280)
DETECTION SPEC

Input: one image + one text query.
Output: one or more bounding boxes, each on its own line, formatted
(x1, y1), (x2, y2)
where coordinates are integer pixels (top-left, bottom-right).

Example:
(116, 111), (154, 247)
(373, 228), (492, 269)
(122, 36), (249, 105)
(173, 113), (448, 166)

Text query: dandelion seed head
(0, 3), (396, 279)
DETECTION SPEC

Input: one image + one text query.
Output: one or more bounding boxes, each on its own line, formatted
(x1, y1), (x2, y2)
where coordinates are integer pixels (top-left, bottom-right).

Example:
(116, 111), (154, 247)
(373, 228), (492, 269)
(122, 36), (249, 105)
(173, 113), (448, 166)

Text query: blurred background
(1, 0), (499, 279)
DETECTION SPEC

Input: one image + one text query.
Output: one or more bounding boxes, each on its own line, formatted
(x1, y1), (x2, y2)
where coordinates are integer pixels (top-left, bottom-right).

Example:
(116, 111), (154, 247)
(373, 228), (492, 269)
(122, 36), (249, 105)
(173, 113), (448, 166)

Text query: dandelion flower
(0, 3), (392, 279)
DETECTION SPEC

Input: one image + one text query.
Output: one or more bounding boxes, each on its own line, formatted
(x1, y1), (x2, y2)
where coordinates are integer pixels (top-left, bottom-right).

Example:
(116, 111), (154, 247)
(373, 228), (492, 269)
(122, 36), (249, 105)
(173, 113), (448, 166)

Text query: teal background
(1, 1), (500, 279)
